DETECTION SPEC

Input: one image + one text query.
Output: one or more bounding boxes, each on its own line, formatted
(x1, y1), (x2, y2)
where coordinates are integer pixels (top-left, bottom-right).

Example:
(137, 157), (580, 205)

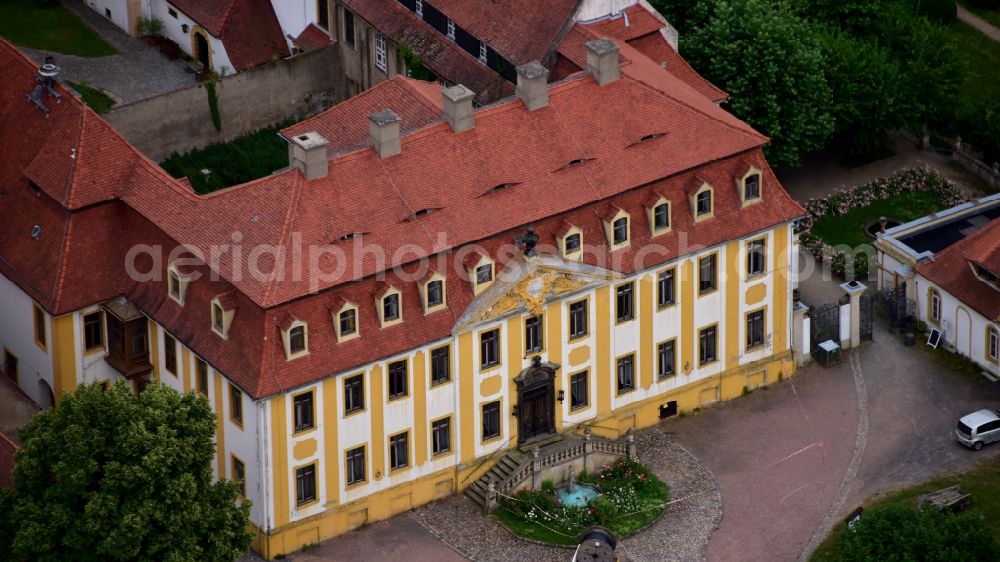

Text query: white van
(955, 409), (1000, 450)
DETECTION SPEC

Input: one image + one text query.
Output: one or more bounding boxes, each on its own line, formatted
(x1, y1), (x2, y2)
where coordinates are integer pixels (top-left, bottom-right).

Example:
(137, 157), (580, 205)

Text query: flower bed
(493, 457), (670, 546)
(799, 169), (966, 279)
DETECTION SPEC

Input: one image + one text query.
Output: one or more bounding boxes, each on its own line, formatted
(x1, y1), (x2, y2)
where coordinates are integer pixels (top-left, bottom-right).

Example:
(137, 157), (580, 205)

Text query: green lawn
(960, 1), (1000, 28)
(67, 81), (114, 113)
(160, 121), (294, 194)
(0, 0), (115, 57)
(809, 191), (951, 249)
(811, 457), (1000, 561)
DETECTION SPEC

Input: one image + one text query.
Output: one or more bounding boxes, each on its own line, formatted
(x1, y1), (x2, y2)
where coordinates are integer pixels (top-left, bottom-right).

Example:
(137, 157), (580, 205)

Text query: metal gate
(880, 282), (917, 333)
(859, 293), (874, 342)
(810, 302), (841, 356)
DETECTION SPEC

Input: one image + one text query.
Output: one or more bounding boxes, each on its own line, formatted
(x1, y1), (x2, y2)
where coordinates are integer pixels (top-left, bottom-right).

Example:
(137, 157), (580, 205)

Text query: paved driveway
(668, 317), (1000, 562)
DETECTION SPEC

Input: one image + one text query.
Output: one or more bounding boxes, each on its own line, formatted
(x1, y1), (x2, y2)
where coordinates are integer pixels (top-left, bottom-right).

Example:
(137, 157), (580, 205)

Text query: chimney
(288, 131), (329, 180)
(442, 84), (475, 133)
(515, 61), (549, 111)
(586, 38), (620, 86)
(368, 109), (401, 158)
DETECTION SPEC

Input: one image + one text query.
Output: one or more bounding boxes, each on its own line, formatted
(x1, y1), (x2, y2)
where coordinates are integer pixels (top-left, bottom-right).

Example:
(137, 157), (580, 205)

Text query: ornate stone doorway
(515, 356), (558, 444)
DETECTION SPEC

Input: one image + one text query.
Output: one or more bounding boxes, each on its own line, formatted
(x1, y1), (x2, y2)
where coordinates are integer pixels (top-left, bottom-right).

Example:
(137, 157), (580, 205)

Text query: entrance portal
(194, 32), (210, 69)
(514, 356), (559, 445)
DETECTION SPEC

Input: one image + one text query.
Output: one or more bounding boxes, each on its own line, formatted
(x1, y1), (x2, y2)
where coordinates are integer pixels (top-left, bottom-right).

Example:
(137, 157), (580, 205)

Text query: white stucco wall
(918, 278), (1000, 376)
(84, 0), (133, 34)
(150, 1), (234, 74)
(0, 274), (53, 406)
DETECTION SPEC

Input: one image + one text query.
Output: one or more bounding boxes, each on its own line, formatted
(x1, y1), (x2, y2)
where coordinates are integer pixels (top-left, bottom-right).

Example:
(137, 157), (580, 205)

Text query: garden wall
(104, 45), (341, 162)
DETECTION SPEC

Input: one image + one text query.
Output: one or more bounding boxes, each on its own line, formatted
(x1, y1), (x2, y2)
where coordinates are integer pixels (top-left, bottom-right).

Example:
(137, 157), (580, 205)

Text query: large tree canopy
(0, 382), (252, 562)
(681, 0), (835, 167)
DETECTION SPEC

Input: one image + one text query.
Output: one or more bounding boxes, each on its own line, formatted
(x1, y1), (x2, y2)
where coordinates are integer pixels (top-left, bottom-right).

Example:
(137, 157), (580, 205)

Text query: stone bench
(916, 485), (970, 512)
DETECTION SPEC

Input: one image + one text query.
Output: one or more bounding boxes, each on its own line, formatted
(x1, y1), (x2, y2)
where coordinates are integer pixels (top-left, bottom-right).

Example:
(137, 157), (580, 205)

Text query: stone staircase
(464, 448), (529, 510)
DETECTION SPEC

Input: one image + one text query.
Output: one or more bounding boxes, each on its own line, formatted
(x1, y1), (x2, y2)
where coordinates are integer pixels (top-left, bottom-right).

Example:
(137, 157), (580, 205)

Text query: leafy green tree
(681, 0), (834, 166)
(877, 6), (963, 133)
(799, 0), (896, 34)
(4, 382), (252, 562)
(836, 504), (1000, 561)
(817, 28), (905, 155)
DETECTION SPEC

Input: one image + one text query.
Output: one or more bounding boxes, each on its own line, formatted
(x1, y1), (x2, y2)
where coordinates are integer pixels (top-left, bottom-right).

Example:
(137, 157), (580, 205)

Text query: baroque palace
(0, 11), (803, 558)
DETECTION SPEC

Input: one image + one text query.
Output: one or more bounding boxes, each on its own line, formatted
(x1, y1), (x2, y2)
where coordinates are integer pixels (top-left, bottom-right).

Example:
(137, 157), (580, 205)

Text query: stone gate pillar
(840, 281), (867, 349)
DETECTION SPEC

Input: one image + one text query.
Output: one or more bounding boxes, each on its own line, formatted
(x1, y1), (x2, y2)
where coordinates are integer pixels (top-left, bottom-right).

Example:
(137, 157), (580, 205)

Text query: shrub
(138, 17), (164, 36)
(907, 0), (957, 23)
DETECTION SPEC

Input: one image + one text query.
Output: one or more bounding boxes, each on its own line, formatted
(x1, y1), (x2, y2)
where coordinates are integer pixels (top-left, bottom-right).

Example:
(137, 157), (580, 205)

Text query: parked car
(955, 409), (1000, 450)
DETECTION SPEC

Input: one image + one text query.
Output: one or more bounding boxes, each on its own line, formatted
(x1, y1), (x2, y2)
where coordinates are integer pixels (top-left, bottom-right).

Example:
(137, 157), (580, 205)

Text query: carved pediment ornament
(479, 271), (587, 321)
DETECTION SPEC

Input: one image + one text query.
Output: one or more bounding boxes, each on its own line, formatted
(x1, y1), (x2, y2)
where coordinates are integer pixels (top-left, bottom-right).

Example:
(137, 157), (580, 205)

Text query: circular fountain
(555, 465), (600, 508)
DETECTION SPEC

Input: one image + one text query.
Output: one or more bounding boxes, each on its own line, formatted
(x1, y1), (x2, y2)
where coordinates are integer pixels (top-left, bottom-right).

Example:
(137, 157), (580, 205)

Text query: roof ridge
(261, 171), (305, 306)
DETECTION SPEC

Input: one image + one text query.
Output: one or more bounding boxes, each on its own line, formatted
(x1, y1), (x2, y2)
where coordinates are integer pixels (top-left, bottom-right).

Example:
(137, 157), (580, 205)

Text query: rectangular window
(569, 300), (588, 339)
(346, 446), (365, 485)
(230, 384), (243, 426)
(653, 203), (670, 231)
(745, 173), (761, 200)
(389, 432), (409, 470)
(746, 310), (765, 350)
(294, 391), (315, 432)
(388, 360), (407, 399)
(168, 7), (177, 18)
(430, 345), (450, 385)
(699, 326), (718, 366)
(374, 31), (387, 73)
(478, 42), (487, 63)
(212, 303), (225, 334)
(84, 311), (104, 350)
(616, 354), (635, 394)
(699, 255), (717, 294)
(295, 464), (317, 505)
(696, 190), (712, 216)
(570, 371), (588, 409)
(657, 268), (675, 308)
(33, 305), (46, 350)
(168, 270), (182, 302)
(658, 340), (676, 379)
(525, 315), (543, 354)
(475, 263), (493, 285)
(931, 290), (941, 322)
(317, 0), (329, 30)
(339, 308), (357, 336)
(989, 327), (999, 362)
(343, 9), (355, 48)
(747, 239), (766, 277)
(163, 333), (177, 375)
(196, 358), (209, 396)
(564, 232), (581, 255)
(482, 401), (500, 440)
(344, 374), (364, 413)
(426, 279), (444, 307)
(232, 456), (246, 497)
(480, 329), (499, 369)
(612, 217), (629, 245)
(383, 293), (400, 322)
(616, 283), (634, 322)
(446, 19), (455, 40)
(289, 326), (307, 355)
(432, 417), (451, 455)
(415, 0), (423, 18)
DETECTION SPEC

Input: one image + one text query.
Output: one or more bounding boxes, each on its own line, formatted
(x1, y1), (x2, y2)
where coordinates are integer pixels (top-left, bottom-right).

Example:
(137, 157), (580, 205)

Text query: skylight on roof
(559, 158), (593, 170)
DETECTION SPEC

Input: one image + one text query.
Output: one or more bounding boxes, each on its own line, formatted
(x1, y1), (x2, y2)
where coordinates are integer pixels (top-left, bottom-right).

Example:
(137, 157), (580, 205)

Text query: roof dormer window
(740, 167), (763, 206)
(645, 193), (671, 236)
(601, 207), (631, 250)
(422, 274), (447, 314)
(211, 295), (236, 339)
(466, 254), (495, 294)
(167, 265), (191, 306)
(692, 182), (714, 221)
(282, 320), (309, 360)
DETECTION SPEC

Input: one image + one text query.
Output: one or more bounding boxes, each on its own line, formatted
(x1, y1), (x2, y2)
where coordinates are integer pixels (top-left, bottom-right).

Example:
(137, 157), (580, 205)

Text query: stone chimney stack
(368, 109), (401, 158)
(442, 84), (475, 133)
(515, 61), (549, 111)
(288, 131), (329, 180)
(586, 38), (620, 86)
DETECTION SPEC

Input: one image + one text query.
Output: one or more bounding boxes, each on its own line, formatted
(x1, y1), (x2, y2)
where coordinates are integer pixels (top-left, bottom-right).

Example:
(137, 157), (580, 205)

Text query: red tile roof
(168, 0), (290, 71)
(558, 6), (728, 103)
(339, 0), (512, 104)
(428, 0), (580, 65)
(916, 218), (1000, 321)
(282, 76), (443, 155)
(293, 23), (333, 53)
(0, 37), (804, 399)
